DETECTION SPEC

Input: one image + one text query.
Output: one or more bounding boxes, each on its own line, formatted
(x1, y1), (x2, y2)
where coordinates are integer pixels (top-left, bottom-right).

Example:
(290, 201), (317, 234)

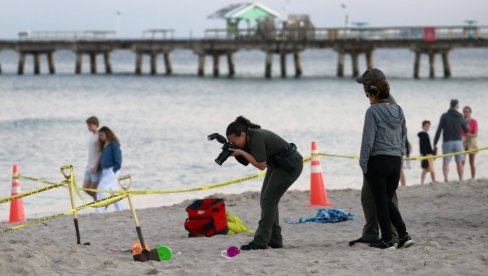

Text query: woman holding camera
(226, 116), (303, 250)
(359, 80), (413, 249)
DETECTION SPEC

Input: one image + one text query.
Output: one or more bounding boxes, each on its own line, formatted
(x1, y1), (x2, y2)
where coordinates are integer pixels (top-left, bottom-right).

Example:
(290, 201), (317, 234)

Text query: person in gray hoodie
(359, 79), (413, 249)
(349, 68), (399, 247)
(433, 99), (469, 182)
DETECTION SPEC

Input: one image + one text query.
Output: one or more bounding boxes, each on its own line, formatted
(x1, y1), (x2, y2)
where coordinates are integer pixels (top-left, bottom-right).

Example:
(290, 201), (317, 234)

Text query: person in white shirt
(84, 116), (100, 200)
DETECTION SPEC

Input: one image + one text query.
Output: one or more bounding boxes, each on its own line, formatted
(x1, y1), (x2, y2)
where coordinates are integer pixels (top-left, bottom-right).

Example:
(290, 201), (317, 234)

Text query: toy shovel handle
(118, 174), (132, 190)
(60, 165), (73, 180)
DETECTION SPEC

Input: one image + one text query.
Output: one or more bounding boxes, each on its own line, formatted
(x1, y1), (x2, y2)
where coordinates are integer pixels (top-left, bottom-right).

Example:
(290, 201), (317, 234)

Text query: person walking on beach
(359, 79), (413, 249)
(433, 99), (469, 182)
(461, 106), (478, 180)
(349, 68), (400, 247)
(84, 116), (100, 200)
(418, 120), (436, 184)
(225, 116), (303, 250)
(96, 126), (124, 213)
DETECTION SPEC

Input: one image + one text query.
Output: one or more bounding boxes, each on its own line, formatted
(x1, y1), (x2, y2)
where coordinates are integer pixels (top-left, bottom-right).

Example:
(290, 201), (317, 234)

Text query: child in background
(418, 120), (436, 184)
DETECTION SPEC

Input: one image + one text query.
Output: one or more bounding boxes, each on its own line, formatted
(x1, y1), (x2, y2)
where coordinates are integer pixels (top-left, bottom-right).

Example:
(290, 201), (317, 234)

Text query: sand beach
(1, 179), (487, 275)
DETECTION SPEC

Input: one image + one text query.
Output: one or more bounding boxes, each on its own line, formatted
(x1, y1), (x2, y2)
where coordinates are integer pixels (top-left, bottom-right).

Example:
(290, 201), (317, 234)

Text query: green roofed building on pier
(208, 2), (280, 38)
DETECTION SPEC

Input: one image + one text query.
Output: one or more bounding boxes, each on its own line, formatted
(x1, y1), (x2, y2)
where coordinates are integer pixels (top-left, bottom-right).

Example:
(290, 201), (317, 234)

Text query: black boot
(240, 242), (267, 251)
(268, 241), (283, 249)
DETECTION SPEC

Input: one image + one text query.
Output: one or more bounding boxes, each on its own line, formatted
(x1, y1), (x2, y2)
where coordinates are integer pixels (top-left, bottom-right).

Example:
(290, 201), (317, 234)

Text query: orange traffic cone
(10, 164), (25, 223)
(309, 141), (334, 207)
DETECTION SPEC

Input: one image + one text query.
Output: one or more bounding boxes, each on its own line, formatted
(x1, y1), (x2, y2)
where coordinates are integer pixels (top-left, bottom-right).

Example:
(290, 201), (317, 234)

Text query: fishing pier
(0, 25), (487, 78)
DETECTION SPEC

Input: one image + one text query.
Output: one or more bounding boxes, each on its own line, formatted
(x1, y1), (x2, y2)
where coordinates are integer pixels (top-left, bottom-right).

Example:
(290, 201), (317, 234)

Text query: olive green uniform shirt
(248, 129), (289, 163)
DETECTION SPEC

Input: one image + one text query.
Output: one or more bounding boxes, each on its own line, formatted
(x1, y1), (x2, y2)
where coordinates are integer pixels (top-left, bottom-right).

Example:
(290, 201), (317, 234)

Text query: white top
(87, 132), (100, 169)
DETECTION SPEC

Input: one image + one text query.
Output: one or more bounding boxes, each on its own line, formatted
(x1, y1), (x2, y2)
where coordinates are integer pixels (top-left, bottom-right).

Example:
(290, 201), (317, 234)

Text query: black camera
(207, 133), (235, 165)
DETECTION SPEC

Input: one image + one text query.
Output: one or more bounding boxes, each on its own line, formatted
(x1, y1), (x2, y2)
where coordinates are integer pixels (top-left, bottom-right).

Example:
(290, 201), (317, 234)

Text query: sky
(1, 0), (487, 38)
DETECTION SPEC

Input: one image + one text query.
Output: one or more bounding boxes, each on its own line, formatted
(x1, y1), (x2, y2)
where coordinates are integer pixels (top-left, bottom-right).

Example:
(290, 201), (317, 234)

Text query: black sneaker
(369, 240), (396, 249)
(240, 242), (267, 251)
(348, 237), (379, 247)
(397, 233), (414, 249)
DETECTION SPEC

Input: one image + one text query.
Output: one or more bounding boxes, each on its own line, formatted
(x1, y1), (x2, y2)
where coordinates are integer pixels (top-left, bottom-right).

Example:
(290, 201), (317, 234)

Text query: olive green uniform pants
(253, 153), (303, 248)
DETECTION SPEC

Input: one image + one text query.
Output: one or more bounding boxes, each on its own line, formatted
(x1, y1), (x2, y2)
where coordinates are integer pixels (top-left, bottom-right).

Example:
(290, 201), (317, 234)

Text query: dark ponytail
(226, 116), (261, 136)
(368, 79), (390, 100)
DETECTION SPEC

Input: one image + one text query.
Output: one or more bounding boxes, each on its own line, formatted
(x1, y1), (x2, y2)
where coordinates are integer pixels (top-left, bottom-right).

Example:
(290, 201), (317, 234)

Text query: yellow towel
(226, 211), (254, 235)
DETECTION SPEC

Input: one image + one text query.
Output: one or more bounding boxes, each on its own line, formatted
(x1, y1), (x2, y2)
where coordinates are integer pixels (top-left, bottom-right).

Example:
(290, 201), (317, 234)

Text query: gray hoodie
(360, 103), (406, 173)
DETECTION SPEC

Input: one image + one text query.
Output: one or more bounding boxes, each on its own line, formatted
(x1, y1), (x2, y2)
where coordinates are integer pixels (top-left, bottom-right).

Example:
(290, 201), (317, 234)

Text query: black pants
(365, 155), (407, 241)
(361, 175), (398, 242)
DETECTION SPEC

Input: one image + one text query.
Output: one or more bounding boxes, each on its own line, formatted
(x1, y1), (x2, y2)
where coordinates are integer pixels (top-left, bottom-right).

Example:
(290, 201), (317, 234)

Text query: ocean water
(1, 48), (487, 219)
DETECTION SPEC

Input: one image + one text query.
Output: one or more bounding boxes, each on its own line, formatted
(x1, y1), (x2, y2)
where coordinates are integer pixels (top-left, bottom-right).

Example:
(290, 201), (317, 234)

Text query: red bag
(184, 198), (228, 237)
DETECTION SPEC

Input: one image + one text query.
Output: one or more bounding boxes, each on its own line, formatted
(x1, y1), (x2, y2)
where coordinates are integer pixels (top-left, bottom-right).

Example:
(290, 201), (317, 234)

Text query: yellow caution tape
(0, 192), (128, 234)
(405, 147), (487, 161)
(0, 182), (66, 205)
(18, 175), (63, 186)
(81, 171), (267, 195)
(305, 146), (488, 161)
(316, 153), (359, 160)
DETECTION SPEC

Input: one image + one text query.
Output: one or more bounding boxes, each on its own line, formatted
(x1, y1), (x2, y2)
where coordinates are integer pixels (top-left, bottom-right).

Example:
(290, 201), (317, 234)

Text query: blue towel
(287, 208), (354, 224)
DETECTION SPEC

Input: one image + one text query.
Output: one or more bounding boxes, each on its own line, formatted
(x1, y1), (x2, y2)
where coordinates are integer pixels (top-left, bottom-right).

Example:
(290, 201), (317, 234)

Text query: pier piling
(293, 52), (302, 77)
(47, 52), (55, 74)
(198, 54), (205, 77)
(90, 52), (97, 74)
(212, 54), (220, 77)
(75, 53), (82, 74)
(103, 52), (112, 74)
(227, 52), (235, 77)
(428, 52), (435, 79)
(413, 51), (421, 79)
(17, 52), (25, 75)
(33, 53), (41, 75)
(365, 51), (373, 69)
(280, 53), (287, 78)
(337, 51), (345, 77)
(441, 51), (451, 78)
(150, 53), (158, 75)
(351, 52), (359, 78)
(135, 52), (142, 75)
(265, 52), (273, 79)
(164, 52), (172, 75)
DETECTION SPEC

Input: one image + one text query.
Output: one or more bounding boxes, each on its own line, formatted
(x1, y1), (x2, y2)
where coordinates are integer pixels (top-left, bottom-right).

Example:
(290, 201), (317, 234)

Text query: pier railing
(142, 29), (175, 40)
(18, 31), (117, 41)
(204, 25), (488, 41)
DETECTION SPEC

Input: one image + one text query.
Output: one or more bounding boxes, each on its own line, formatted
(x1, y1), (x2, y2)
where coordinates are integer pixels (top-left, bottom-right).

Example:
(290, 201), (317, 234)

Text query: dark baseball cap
(356, 68), (386, 83)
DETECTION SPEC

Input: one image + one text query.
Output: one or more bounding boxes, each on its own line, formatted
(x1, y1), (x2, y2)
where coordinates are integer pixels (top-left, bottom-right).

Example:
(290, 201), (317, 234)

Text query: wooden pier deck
(0, 26), (487, 78)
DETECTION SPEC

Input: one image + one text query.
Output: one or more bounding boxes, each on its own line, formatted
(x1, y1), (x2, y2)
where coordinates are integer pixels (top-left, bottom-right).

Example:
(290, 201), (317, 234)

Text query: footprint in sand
(480, 254), (488, 265)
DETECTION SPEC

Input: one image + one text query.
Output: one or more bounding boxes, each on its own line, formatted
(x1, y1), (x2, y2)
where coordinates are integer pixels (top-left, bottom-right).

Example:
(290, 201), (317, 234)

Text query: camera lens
(215, 149), (232, 166)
